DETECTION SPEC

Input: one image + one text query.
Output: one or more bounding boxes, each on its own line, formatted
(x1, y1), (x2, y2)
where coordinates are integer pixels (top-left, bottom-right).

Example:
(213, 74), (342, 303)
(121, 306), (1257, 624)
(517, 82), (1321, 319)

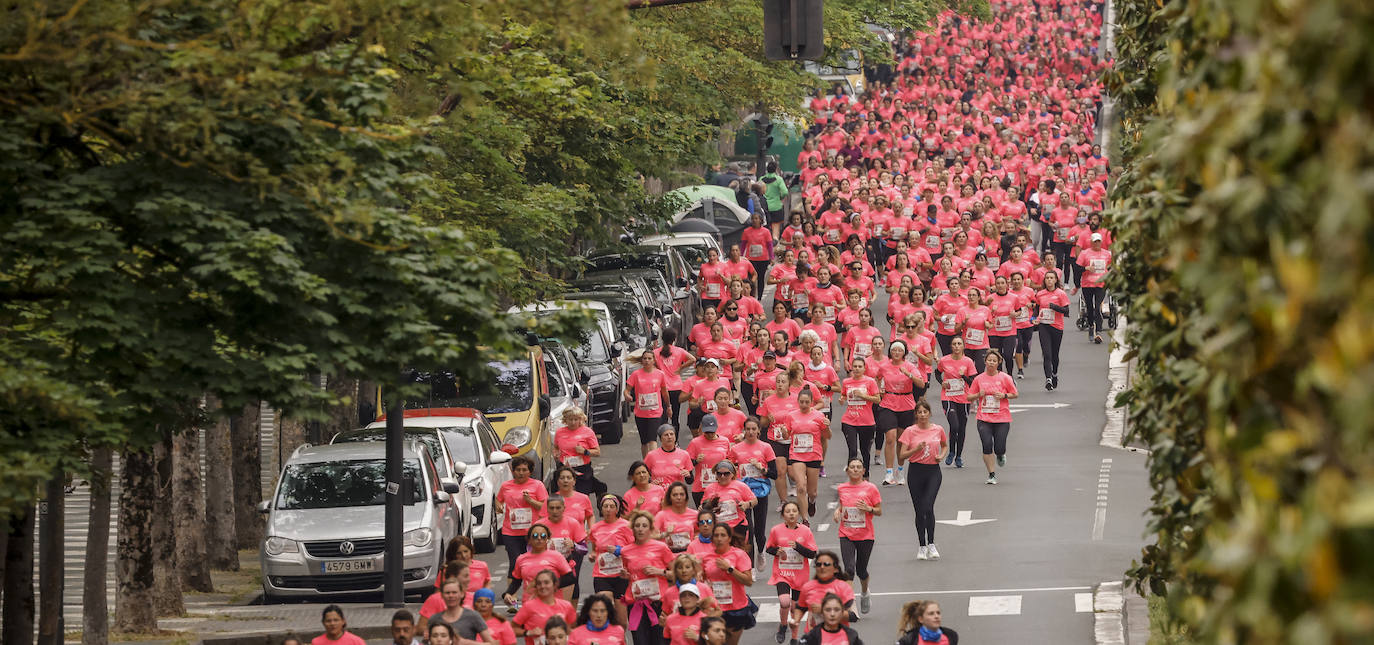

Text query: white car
(639, 232), (723, 273)
(363, 410), (513, 553)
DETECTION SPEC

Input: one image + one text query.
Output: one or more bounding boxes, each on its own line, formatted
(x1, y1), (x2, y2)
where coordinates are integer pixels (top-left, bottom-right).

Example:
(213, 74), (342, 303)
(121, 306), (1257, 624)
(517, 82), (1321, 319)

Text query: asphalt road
(477, 286), (1151, 645)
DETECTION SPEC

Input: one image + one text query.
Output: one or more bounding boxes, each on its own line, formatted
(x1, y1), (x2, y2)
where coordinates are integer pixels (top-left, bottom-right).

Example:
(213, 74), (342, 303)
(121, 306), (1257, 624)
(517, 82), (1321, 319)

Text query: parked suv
(258, 441), (459, 601)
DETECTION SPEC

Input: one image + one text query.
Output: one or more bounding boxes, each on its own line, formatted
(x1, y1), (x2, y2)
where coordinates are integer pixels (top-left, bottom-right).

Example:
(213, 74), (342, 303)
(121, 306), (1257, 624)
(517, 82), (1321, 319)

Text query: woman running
(474, 589), (517, 645)
(569, 595), (625, 645)
(621, 511), (675, 645)
(1034, 270), (1071, 391)
(1009, 272), (1036, 378)
(541, 497), (588, 601)
(965, 350), (1018, 485)
(766, 501), (818, 645)
(495, 457), (548, 574)
(697, 617), (728, 645)
(687, 412), (732, 506)
(588, 495), (633, 624)
(542, 618), (571, 645)
(545, 467), (594, 535)
(959, 287), (992, 372)
(625, 461), (666, 515)
(897, 400), (948, 561)
(796, 551), (855, 632)
(839, 357), (881, 478)
(700, 460), (757, 560)
(895, 600), (958, 645)
(727, 418), (777, 559)
(504, 523), (574, 605)
(935, 337), (976, 469)
(643, 425), (693, 487)
(784, 389), (828, 521)
(660, 553), (717, 615)
(986, 276), (1020, 374)
(511, 571), (576, 645)
(756, 377), (799, 507)
(833, 458), (880, 613)
(654, 482), (698, 553)
(875, 341), (925, 486)
(800, 594), (864, 645)
(656, 330), (695, 433)
(701, 522), (756, 645)
(628, 352), (672, 457)
(661, 582), (709, 645)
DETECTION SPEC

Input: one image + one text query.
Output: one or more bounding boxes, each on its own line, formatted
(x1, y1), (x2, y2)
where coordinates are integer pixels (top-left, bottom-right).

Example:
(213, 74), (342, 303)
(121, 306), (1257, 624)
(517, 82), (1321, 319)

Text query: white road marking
(968, 595), (1022, 616)
(817, 523), (831, 532)
(1075, 592), (1094, 613)
(935, 510), (996, 527)
(865, 585), (1090, 597)
(1093, 459), (1111, 540)
(1094, 580), (1127, 644)
(755, 602), (781, 623)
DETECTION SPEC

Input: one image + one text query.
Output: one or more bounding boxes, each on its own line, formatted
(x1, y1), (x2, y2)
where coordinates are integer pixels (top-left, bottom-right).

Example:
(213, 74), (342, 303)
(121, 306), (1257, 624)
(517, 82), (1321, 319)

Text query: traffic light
(756, 118), (775, 154)
(763, 0), (824, 61)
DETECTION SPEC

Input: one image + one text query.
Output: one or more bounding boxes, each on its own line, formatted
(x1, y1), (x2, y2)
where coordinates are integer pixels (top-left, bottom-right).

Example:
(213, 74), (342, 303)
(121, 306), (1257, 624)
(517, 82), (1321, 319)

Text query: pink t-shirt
(784, 409), (828, 462)
(701, 480), (754, 527)
(569, 624), (626, 645)
(543, 515), (587, 563)
(899, 424), (948, 465)
(728, 441), (777, 481)
(712, 408), (748, 442)
(498, 479), (548, 536)
(655, 346), (694, 391)
(935, 356), (976, 404)
(511, 550), (572, 599)
(622, 540), (675, 602)
(624, 484), (666, 515)
(587, 519), (632, 577)
(962, 305), (992, 349)
(835, 481), (882, 541)
(626, 369), (669, 418)
(877, 359), (921, 411)
(485, 617), (517, 645)
(757, 393), (800, 443)
(654, 507), (699, 551)
(644, 448), (693, 486)
(800, 577), (855, 612)
(1034, 288), (1071, 330)
(766, 522), (817, 588)
(554, 425), (599, 468)
(662, 611), (706, 645)
(967, 371), (1018, 422)
(839, 377), (879, 426)
(687, 435), (732, 492)
(311, 633), (367, 645)
(701, 547), (752, 611)
(511, 598), (575, 645)
(543, 491), (593, 525)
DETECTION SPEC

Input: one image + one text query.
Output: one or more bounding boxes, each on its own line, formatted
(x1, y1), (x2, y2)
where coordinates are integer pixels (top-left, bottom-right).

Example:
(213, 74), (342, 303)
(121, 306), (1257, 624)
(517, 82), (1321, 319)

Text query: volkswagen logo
(338, 541), (355, 555)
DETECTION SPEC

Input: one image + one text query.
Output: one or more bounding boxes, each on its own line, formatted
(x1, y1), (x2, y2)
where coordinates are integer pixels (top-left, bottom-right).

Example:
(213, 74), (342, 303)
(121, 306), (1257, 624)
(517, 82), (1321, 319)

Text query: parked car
(568, 274), (667, 340)
(543, 340), (590, 426)
(258, 441), (459, 601)
(587, 245), (699, 345)
(354, 410), (513, 552)
(581, 268), (682, 341)
(514, 302), (626, 444)
(559, 290), (657, 352)
(330, 423), (472, 541)
(638, 232), (724, 273)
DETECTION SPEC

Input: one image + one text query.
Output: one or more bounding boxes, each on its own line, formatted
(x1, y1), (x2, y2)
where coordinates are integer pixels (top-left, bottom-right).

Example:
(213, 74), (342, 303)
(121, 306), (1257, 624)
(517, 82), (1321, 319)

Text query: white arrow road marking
(968, 595), (1022, 616)
(1008, 402), (1071, 411)
(935, 510), (996, 527)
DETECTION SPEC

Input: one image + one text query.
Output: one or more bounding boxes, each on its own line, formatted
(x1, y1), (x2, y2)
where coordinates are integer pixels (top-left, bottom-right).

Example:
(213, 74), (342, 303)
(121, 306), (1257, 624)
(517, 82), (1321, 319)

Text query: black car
(587, 245), (700, 345)
(568, 274), (666, 339)
(534, 316), (624, 445)
(581, 268), (681, 342)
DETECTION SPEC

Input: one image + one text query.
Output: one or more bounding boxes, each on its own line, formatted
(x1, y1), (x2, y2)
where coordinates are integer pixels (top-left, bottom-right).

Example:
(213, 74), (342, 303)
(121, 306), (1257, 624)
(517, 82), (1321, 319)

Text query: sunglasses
(698, 519), (715, 525)
(816, 561), (835, 567)
(715, 471), (732, 477)
(529, 533), (550, 539)
(905, 324), (919, 328)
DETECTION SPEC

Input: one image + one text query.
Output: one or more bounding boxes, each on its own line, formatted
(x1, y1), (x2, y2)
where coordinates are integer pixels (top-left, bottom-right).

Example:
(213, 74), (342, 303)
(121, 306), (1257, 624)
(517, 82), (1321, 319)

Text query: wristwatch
(727, 566), (736, 574)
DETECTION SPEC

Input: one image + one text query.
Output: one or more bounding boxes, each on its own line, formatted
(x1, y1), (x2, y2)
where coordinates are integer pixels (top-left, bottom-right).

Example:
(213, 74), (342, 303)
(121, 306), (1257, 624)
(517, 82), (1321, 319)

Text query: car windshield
(671, 244), (709, 269)
(275, 459), (424, 509)
(544, 359), (567, 397)
(332, 429), (444, 469)
(602, 299), (647, 345)
(636, 274), (671, 306)
(530, 311), (610, 363)
(438, 426), (483, 464)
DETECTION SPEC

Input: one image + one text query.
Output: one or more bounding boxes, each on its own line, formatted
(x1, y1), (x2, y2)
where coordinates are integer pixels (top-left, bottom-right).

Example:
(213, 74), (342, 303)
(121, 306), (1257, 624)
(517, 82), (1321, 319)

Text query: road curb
(1092, 580), (1126, 645)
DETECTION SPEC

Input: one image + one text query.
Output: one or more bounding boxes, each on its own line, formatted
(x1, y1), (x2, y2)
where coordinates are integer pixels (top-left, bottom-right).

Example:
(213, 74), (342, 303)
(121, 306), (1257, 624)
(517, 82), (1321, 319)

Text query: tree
(82, 447), (113, 645)
(1107, 0), (1374, 641)
(202, 404), (238, 571)
(172, 426), (212, 592)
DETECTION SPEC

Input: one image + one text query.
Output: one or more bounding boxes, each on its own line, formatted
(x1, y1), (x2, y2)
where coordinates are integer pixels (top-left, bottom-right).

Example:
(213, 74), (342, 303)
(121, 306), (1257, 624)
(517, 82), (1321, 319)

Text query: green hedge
(1107, 0), (1374, 642)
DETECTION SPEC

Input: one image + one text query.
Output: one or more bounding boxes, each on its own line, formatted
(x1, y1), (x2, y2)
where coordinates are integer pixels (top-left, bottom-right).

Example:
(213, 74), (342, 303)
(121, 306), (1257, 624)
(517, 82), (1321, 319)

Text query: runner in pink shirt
(959, 287), (993, 372)
(587, 496), (633, 602)
(756, 377), (799, 508)
(654, 332), (695, 436)
(643, 426), (693, 487)
(766, 501), (819, 644)
(567, 595), (625, 645)
(783, 389), (829, 522)
(874, 342), (926, 485)
(511, 571), (575, 645)
(687, 414), (732, 504)
(1075, 233), (1113, 344)
(727, 418), (777, 558)
(623, 462), (665, 516)
(1009, 272), (1037, 379)
(839, 357), (881, 478)
(1034, 271), (1072, 390)
(797, 552), (856, 630)
(832, 459), (881, 613)
(741, 214), (774, 296)
(965, 350), (1019, 485)
(935, 337), (977, 469)
(653, 482), (697, 553)
(898, 401), (949, 561)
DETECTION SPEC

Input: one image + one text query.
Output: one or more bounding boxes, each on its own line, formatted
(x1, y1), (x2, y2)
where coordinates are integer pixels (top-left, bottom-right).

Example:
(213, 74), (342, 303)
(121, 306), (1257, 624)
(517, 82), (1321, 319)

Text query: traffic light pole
(383, 398), (405, 607)
(755, 112), (769, 178)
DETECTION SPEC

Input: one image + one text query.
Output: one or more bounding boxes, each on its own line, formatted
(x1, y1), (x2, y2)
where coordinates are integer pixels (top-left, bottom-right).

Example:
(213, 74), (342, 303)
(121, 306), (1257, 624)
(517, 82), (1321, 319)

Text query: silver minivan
(258, 441), (459, 601)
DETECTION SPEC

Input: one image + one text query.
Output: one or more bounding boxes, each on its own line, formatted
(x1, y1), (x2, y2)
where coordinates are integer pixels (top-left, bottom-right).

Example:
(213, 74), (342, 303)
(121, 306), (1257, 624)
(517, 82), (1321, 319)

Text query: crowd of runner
(307, 1), (1109, 645)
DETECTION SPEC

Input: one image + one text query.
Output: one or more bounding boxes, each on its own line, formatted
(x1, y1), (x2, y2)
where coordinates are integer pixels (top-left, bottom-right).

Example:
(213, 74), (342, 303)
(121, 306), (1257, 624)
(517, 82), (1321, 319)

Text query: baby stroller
(1075, 290), (1119, 331)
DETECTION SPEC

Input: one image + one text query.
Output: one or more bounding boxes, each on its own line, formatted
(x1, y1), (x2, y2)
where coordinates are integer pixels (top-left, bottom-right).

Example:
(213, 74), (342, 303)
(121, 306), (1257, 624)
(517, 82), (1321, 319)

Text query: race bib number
(638, 392), (661, 410)
(872, 223), (884, 236)
(846, 388), (866, 406)
(842, 506), (866, 528)
(779, 548), (805, 570)
(826, 229), (840, 242)
(711, 581), (733, 605)
(890, 226), (906, 239)
(742, 462), (765, 479)
(704, 400), (719, 413)
(994, 315), (1013, 332)
(854, 344), (871, 357)
(564, 455), (585, 467)
(510, 507), (533, 530)
(706, 283), (721, 299)
(943, 378), (964, 396)
(633, 578), (661, 600)
(1057, 226), (1071, 239)
(988, 256), (1001, 271)
(1015, 307), (1031, 323)
(981, 394), (999, 413)
(792, 433), (814, 452)
(823, 305), (836, 321)
(924, 235), (940, 249)
(669, 532), (690, 550)
(769, 423), (787, 442)
(597, 552), (623, 575)
(793, 293), (809, 309)
(551, 537), (573, 556)
(940, 314), (956, 329)
(904, 351), (919, 365)
(749, 244), (764, 257)
(700, 467), (717, 485)
(717, 500), (738, 522)
(778, 285), (792, 300)
(966, 328), (985, 344)
(1038, 308), (1056, 324)
(1090, 259), (1107, 273)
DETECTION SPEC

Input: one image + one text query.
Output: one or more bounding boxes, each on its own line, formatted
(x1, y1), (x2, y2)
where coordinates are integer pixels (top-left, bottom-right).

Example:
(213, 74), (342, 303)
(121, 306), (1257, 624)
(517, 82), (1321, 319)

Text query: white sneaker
(927, 544), (940, 560)
(916, 545), (930, 561)
(882, 470), (896, 486)
(897, 468), (906, 485)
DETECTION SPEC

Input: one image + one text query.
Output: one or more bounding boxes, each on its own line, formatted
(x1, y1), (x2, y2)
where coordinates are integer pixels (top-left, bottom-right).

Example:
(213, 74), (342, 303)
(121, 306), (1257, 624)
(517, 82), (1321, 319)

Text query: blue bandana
(919, 626), (944, 642)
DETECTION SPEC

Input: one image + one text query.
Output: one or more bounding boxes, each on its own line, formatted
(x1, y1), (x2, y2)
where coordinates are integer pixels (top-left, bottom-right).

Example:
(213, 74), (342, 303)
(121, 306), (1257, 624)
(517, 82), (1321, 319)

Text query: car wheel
(475, 504), (499, 553)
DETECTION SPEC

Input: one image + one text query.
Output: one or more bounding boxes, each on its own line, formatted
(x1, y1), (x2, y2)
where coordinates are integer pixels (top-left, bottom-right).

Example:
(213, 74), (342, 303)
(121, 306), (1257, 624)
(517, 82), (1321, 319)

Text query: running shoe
(986, 473), (997, 485)
(882, 469), (896, 486)
(997, 454), (1006, 468)
(860, 592), (871, 614)
(1046, 377), (1053, 391)
(945, 453), (954, 466)
(897, 468), (906, 485)
(801, 518), (811, 527)
(808, 500), (816, 518)
(927, 544), (940, 560)
(917, 545), (930, 561)
(1016, 368), (1024, 380)
(955, 456), (964, 468)
(776, 625), (788, 644)
(1053, 375), (1060, 389)
(819, 466), (828, 478)
(1094, 334), (1104, 344)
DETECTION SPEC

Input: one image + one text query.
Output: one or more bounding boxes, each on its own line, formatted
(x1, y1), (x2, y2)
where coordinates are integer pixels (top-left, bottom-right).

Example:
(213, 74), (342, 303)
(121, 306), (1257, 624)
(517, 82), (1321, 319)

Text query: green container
(734, 118), (806, 173)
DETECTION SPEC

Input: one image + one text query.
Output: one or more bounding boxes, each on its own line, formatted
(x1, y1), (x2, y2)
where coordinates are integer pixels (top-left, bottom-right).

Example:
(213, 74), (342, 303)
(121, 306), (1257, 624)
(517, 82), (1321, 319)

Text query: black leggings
(629, 601), (665, 645)
(1038, 324), (1063, 378)
(906, 463), (942, 546)
(502, 534), (528, 574)
(1017, 327), (1034, 359)
(1052, 241), (1072, 273)
(741, 381), (757, 416)
(1083, 287), (1106, 335)
(967, 348), (988, 373)
(751, 260), (770, 297)
(977, 421), (1011, 456)
(750, 496), (770, 555)
(664, 390), (683, 431)
(942, 401), (969, 459)
(839, 537), (874, 581)
(841, 423), (877, 477)
(935, 333), (955, 357)
(989, 335), (1017, 368)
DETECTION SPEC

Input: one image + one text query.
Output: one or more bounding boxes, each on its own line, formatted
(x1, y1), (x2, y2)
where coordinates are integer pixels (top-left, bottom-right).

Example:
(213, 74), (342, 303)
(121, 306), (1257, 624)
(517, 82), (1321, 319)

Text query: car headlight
(505, 426), (532, 448)
(405, 528), (434, 548)
(264, 536), (299, 556)
(465, 478), (484, 498)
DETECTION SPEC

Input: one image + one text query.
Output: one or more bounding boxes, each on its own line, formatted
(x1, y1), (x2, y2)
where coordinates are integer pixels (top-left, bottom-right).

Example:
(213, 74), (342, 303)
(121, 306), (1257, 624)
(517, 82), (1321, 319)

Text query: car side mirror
(441, 477), (464, 494)
(612, 340), (627, 354)
(677, 277), (689, 288)
(538, 395), (551, 419)
(257, 500), (271, 514)
(489, 450), (512, 465)
(579, 369), (591, 385)
(435, 490), (451, 505)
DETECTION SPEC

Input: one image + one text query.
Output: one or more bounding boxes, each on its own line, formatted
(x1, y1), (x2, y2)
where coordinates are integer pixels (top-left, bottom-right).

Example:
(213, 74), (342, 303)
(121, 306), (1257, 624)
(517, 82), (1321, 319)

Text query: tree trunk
(277, 413), (307, 466)
(171, 429), (212, 592)
(357, 381), (379, 426)
(2, 504), (36, 645)
(150, 435), (182, 616)
(203, 400), (238, 570)
(230, 403), (263, 550)
(37, 471), (64, 645)
(325, 377), (361, 437)
(115, 450), (156, 633)
(83, 448), (112, 645)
